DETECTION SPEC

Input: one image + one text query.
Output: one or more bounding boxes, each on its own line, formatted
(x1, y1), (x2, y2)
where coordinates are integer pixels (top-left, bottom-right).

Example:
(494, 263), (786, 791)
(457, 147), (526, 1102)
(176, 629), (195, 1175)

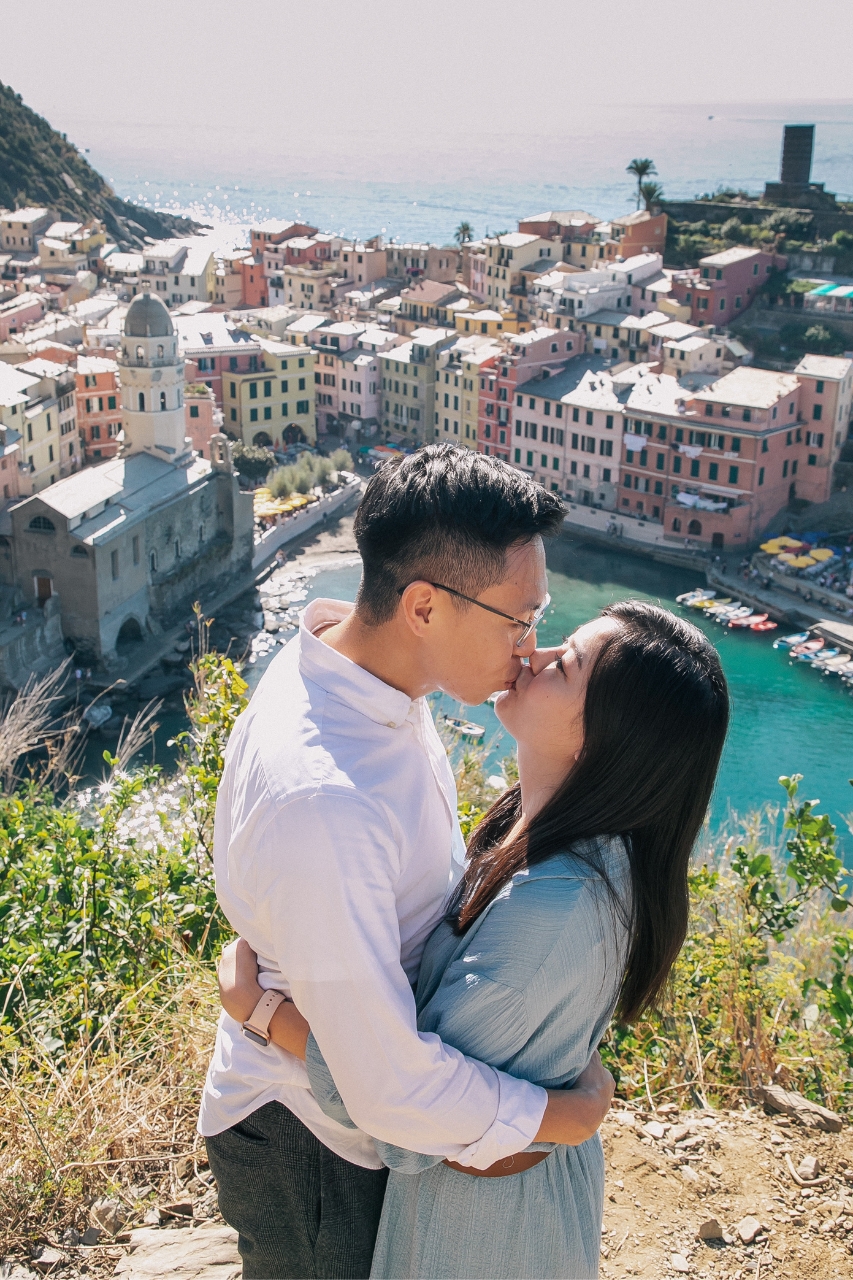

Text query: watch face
(243, 1027), (269, 1046)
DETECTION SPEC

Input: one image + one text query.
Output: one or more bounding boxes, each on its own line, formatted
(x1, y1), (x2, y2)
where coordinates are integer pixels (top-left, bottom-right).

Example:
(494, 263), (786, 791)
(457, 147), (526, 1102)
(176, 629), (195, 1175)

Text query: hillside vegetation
(0, 80), (200, 247)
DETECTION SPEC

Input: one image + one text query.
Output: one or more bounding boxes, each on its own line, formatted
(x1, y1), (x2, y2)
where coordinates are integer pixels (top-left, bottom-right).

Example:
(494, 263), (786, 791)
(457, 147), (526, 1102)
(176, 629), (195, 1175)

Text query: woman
(219, 601), (728, 1279)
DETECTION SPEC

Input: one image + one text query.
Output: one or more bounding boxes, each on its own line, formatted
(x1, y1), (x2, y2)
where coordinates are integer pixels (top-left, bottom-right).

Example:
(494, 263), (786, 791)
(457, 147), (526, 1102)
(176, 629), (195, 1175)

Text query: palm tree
(639, 181), (664, 212)
(626, 158), (657, 210)
(454, 221), (474, 245)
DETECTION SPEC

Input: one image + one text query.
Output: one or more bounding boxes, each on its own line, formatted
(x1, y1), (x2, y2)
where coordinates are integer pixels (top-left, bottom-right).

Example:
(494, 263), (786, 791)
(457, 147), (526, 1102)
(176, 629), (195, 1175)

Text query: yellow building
(435, 338), (501, 447)
(224, 341), (317, 448)
(454, 308), (526, 338)
(13, 358), (80, 493)
(380, 327), (455, 446)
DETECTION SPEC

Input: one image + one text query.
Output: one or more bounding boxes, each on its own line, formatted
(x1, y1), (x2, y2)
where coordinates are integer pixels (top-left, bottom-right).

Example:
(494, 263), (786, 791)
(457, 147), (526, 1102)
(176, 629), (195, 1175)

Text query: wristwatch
(242, 990), (289, 1046)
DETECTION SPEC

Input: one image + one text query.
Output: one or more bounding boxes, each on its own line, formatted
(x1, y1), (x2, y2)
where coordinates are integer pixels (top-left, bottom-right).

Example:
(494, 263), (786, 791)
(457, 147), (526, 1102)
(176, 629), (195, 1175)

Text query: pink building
(0, 291), (44, 341)
(313, 323), (403, 437)
(670, 247), (786, 327)
(185, 384), (222, 457)
(478, 327), (577, 464)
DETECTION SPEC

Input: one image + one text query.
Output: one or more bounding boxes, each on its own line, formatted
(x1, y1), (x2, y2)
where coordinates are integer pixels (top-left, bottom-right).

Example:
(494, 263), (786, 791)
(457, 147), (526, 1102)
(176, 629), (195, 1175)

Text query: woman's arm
(218, 938), (614, 1145)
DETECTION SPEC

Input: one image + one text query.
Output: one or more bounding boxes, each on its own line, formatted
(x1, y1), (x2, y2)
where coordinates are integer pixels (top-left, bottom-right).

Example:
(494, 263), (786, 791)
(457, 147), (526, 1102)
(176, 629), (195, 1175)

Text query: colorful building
(76, 355), (121, 461)
(380, 327), (456, 446)
(670, 247), (785, 327)
(224, 340), (316, 448)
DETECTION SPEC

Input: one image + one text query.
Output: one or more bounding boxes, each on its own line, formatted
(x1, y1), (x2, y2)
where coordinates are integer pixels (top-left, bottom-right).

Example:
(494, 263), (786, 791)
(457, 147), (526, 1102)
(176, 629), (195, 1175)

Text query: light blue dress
(305, 838), (630, 1280)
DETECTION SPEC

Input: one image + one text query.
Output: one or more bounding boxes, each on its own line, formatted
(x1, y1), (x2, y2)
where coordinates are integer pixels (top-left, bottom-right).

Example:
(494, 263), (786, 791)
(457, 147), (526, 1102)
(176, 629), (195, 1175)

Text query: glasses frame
(399, 581), (550, 648)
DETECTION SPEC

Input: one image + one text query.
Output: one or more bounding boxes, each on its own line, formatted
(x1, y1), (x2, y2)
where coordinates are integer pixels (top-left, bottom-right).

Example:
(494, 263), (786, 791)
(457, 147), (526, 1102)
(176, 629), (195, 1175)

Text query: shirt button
(386, 721), (396, 728)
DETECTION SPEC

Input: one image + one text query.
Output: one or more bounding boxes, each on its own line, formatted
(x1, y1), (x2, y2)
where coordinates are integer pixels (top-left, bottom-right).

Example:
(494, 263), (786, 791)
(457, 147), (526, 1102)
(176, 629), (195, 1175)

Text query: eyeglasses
(402, 581), (550, 648)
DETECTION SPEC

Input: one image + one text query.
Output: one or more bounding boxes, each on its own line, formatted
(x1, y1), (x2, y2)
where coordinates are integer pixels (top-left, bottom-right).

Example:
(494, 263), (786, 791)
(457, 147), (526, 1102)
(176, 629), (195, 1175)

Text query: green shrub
(231, 441), (275, 482)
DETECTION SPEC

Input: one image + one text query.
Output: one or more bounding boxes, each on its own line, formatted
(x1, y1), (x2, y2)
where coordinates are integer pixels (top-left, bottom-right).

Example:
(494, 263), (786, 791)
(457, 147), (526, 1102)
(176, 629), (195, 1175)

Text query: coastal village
(1, 122), (853, 690)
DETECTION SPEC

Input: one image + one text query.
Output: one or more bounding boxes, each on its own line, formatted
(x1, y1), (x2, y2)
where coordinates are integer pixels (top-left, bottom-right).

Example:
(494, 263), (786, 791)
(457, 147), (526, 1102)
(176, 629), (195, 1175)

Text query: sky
(2, 0), (852, 236)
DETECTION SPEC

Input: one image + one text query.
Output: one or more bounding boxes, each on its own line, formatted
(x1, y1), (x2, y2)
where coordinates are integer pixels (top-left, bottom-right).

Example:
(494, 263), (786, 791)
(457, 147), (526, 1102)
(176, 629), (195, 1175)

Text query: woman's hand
(217, 937), (311, 1060)
(535, 1050), (615, 1146)
(218, 937), (264, 1024)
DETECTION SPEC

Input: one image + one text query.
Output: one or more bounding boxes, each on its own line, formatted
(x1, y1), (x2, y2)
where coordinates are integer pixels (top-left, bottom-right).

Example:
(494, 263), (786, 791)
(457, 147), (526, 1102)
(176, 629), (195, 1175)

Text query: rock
(32, 1249), (63, 1271)
(798, 1154), (821, 1180)
(143, 1207), (161, 1226)
(669, 1124), (691, 1143)
(2, 1265), (39, 1279)
(681, 1165), (700, 1183)
(91, 1197), (127, 1236)
(61, 1228), (81, 1246)
(736, 1215), (763, 1244)
(161, 1202), (194, 1220)
(698, 1218), (725, 1240)
(113, 1221), (241, 1278)
(641, 1120), (666, 1140)
(81, 1226), (101, 1245)
(615, 1110), (637, 1127)
(759, 1084), (843, 1133)
(262, 613), (279, 633)
(671, 1254), (690, 1274)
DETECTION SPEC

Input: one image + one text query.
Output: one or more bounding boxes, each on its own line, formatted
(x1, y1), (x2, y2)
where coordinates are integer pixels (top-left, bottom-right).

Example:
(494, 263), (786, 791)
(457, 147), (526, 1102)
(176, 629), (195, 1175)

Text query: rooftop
(401, 279), (459, 304)
(517, 355), (609, 402)
(491, 232), (540, 248)
(611, 210), (661, 229)
(699, 246), (763, 267)
(0, 361), (38, 407)
(46, 221), (84, 240)
(174, 312), (256, 352)
(1, 208), (50, 225)
(794, 353), (853, 380)
(648, 320), (703, 341)
(521, 210), (597, 226)
(695, 365), (800, 409)
(76, 355), (118, 375)
(18, 357), (69, 380)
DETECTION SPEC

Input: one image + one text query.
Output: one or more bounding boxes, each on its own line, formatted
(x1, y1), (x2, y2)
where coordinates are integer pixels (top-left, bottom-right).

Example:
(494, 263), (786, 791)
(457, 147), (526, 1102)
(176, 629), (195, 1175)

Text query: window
(514, 448), (521, 463)
(730, 437), (741, 453)
(264, 406), (272, 420)
(572, 407), (579, 422)
(249, 382), (258, 399)
(704, 403), (714, 417)
(605, 414), (613, 430)
(111, 549), (119, 580)
(264, 380), (271, 396)
(742, 408), (751, 422)
(792, 460), (798, 475)
(690, 459), (700, 478)
(758, 466), (764, 486)
(656, 452), (665, 470)
(602, 468), (611, 482)
(48, 445), (54, 463)
(782, 459), (789, 478)
(108, 395), (116, 410)
(672, 517), (682, 532)
(816, 379), (824, 393)
(708, 462), (718, 481)
(250, 407), (259, 422)
(585, 411), (593, 426)
(297, 400), (310, 414)
(160, 391), (166, 411)
(526, 451), (533, 467)
(654, 480), (663, 495)
(541, 454), (548, 468)
(138, 392), (145, 411)
(673, 455), (682, 474)
(761, 438), (768, 453)
(230, 381), (236, 398)
(808, 453), (817, 466)
(230, 408), (237, 422)
(624, 474), (632, 488)
(812, 404), (822, 420)
(298, 377), (306, 391)
(190, 404), (199, 418)
(132, 535), (140, 565)
(570, 461), (577, 475)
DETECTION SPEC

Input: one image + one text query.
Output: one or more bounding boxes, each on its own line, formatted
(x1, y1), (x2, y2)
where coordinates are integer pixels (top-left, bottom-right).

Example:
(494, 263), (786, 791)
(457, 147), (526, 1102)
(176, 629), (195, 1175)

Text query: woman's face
(494, 616), (621, 768)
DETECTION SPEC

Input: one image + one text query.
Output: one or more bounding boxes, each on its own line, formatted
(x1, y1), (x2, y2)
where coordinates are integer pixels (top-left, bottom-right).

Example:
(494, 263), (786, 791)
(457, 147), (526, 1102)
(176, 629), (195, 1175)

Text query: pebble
(798, 1154), (821, 1180)
(642, 1120), (667, 1140)
(698, 1217), (725, 1240)
(681, 1165), (700, 1183)
(671, 1253), (690, 1273)
(736, 1215), (763, 1244)
(90, 1196), (127, 1235)
(81, 1226), (102, 1246)
(32, 1249), (63, 1271)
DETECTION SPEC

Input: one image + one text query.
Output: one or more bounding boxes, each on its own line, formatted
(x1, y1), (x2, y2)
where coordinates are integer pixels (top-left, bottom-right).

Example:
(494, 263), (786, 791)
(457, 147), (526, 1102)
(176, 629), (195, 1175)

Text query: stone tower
(118, 292), (190, 460)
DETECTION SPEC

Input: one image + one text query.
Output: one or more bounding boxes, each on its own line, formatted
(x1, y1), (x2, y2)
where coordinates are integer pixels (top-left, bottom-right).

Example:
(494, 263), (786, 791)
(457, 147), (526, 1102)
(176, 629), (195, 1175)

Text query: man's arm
(219, 938), (615, 1147)
(247, 790), (545, 1167)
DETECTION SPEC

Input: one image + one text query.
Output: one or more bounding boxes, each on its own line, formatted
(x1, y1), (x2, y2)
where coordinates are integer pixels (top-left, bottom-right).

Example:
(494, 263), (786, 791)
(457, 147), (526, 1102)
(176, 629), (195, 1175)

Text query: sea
(87, 100), (853, 251)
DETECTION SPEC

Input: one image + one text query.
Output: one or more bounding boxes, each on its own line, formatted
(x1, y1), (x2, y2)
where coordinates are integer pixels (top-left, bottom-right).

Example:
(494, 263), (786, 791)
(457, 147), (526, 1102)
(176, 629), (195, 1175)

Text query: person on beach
(199, 445), (616, 1279)
(220, 599), (729, 1279)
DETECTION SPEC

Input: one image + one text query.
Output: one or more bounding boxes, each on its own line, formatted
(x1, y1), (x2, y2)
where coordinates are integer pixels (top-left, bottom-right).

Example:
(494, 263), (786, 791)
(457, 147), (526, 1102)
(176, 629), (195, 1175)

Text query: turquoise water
(284, 543), (853, 838)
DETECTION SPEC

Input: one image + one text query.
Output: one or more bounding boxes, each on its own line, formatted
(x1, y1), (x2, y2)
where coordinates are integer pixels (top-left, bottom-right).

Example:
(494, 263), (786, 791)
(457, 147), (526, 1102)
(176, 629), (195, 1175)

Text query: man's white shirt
(198, 598), (546, 1169)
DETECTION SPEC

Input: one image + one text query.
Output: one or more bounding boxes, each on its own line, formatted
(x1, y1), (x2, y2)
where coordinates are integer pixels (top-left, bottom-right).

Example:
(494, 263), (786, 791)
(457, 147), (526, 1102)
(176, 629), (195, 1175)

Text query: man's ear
(399, 581), (439, 638)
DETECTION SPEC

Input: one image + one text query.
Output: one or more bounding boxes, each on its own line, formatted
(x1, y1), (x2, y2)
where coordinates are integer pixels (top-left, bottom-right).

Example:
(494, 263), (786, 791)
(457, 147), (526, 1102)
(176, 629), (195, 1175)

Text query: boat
(676, 589), (715, 605)
(751, 619), (778, 632)
(796, 647), (837, 664)
(706, 600), (742, 618)
(729, 612), (764, 628)
(693, 596), (731, 610)
(818, 654), (852, 674)
(720, 607), (753, 624)
(441, 714), (485, 740)
(773, 632), (808, 649)
(791, 637), (824, 656)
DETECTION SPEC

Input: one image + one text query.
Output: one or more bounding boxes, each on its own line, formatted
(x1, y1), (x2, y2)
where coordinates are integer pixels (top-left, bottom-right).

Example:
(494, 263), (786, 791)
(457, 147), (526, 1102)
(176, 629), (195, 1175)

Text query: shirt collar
(299, 598), (414, 729)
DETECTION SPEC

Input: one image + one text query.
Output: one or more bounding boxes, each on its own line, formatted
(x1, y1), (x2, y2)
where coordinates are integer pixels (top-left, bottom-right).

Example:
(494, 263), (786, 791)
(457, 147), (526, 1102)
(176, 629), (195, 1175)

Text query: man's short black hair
(353, 443), (565, 624)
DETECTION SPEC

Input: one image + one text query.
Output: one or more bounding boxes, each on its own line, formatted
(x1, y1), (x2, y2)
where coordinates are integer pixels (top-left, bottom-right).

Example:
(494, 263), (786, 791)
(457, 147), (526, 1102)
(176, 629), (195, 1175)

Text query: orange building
(76, 355), (122, 461)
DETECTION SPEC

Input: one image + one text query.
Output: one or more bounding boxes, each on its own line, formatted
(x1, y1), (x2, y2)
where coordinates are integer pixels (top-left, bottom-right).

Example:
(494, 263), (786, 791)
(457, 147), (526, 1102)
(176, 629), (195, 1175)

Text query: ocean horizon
(78, 98), (853, 249)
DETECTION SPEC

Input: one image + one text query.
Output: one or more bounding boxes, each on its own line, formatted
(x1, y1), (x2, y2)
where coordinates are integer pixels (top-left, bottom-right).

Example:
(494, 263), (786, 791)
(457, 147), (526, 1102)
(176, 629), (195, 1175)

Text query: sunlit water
(236, 543), (853, 840)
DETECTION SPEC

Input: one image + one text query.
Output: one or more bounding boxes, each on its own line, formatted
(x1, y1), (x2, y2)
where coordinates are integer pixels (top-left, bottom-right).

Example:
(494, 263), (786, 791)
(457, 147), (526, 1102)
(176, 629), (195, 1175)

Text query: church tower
(118, 292), (190, 461)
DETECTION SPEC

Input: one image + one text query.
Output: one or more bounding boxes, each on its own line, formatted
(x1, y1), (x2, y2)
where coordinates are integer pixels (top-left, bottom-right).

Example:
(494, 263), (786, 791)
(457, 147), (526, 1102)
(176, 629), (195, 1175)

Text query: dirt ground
(600, 1103), (853, 1279)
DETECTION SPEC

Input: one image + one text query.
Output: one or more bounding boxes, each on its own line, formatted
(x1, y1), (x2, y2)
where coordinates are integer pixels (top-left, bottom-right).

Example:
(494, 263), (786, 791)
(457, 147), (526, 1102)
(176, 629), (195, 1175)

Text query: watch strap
(242, 990), (287, 1046)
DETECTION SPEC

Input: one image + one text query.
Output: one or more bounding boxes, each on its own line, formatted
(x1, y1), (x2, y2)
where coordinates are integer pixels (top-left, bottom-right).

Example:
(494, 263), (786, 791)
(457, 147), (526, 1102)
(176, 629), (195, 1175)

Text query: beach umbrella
(761, 540), (785, 553)
(810, 548), (835, 561)
(790, 555), (816, 567)
(776, 552), (797, 563)
(775, 536), (805, 548)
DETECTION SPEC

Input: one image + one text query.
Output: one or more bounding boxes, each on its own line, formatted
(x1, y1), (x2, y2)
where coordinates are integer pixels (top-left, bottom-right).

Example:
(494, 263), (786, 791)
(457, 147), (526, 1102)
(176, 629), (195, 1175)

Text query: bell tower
(118, 292), (190, 461)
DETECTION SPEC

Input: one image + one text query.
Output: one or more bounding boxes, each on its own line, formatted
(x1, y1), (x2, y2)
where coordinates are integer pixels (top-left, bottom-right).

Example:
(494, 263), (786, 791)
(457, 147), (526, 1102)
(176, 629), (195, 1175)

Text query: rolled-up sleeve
(258, 790), (546, 1167)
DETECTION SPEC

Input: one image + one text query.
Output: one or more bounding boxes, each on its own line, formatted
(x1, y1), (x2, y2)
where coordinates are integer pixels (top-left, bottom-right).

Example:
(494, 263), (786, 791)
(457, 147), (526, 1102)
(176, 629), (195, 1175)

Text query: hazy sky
(2, 0), (852, 232)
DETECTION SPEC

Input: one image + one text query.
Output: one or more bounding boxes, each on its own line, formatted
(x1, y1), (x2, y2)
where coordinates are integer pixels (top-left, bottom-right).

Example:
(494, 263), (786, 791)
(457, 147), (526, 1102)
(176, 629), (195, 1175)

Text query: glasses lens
(515, 594), (550, 647)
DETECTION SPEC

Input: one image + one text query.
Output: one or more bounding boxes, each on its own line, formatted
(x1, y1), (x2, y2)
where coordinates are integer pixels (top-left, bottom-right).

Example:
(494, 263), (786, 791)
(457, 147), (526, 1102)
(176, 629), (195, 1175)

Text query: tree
(639, 181), (664, 213)
(454, 221), (474, 245)
(230, 441), (275, 482)
(626, 158), (656, 210)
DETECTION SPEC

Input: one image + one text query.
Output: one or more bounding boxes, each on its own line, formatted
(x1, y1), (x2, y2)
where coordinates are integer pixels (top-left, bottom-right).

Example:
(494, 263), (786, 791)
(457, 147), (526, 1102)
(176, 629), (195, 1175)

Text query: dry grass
(0, 959), (219, 1257)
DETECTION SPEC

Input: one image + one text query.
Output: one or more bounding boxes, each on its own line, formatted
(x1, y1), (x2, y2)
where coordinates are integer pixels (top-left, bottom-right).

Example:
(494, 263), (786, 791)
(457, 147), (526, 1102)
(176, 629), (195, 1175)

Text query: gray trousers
(205, 1101), (388, 1279)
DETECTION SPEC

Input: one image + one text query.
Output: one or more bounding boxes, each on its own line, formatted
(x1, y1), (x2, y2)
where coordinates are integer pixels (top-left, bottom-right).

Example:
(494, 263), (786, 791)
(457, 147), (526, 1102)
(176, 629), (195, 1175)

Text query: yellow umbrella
(761, 540), (784, 553)
(810, 547), (835, 561)
(776, 552), (797, 563)
(776, 535), (805, 548)
(790, 555), (816, 567)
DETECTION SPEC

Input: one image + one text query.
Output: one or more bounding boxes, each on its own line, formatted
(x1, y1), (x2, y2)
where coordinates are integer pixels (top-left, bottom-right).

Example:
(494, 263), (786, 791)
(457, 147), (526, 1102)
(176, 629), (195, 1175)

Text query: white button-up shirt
(199, 598), (546, 1169)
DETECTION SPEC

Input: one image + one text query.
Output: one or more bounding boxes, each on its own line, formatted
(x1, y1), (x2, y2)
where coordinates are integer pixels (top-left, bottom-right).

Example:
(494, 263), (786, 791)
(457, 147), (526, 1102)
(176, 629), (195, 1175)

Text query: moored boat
(791, 637), (824, 656)
(751, 619), (778, 632)
(729, 612), (765, 628)
(676, 589), (715, 605)
(773, 632), (808, 649)
(441, 714), (486, 740)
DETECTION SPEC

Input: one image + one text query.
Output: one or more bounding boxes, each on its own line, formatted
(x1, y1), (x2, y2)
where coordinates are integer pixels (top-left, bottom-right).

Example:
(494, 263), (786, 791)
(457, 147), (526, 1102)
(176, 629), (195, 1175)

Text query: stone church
(4, 293), (253, 662)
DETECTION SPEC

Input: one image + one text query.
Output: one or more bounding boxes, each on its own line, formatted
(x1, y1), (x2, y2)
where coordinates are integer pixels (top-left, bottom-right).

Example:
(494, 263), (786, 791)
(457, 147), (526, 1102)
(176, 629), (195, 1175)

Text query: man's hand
(535, 1049), (615, 1147)
(218, 937), (264, 1024)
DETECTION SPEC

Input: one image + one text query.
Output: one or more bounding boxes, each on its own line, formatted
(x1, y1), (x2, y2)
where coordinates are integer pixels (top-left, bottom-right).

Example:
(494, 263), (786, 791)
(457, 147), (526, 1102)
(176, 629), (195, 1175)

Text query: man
(200, 445), (613, 1278)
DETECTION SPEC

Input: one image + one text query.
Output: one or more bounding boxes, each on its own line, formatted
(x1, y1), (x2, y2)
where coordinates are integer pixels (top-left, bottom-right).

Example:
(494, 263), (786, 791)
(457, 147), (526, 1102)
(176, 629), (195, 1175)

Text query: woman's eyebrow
(564, 637), (581, 668)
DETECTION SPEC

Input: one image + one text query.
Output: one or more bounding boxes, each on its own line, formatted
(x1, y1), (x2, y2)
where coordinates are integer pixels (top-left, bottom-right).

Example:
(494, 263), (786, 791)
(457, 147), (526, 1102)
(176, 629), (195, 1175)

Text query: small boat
(729, 612), (764, 628)
(773, 632), (808, 649)
(819, 654), (852, 674)
(707, 601), (742, 618)
(693, 596), (731, 610)
(751, 619), (778, 632)
(796, 647), (837, 664)
(676, 589), (714, 605)
(791, 637), (824, 656)
(441, 714), (485, 740)
(720, 606), (753, 624)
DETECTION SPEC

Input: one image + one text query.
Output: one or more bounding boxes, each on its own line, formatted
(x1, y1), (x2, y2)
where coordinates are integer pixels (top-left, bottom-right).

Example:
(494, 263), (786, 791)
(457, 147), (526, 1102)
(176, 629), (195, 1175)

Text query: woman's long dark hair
(454, 601), (729, 1023)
